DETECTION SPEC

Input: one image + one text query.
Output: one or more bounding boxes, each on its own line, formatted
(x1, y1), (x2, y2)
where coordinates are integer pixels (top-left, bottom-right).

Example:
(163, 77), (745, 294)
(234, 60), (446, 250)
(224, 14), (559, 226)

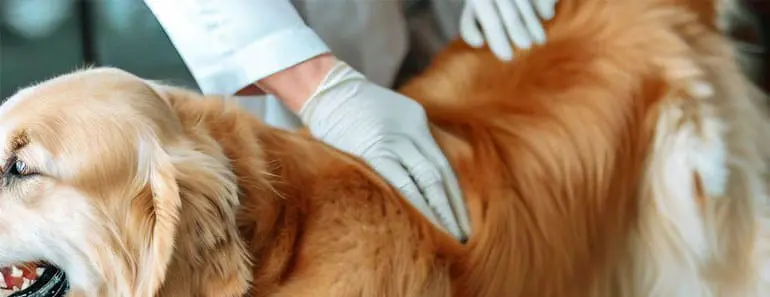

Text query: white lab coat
(143, 0), (415, 130)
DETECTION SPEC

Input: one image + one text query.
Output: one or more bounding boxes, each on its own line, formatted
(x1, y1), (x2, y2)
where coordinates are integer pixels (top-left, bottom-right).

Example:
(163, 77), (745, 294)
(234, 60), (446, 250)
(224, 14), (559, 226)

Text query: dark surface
(0, 1), (85, 99)
(0, 0), (198, 100)
(741, 0), (770, 92)
(756, 8), (770, 92)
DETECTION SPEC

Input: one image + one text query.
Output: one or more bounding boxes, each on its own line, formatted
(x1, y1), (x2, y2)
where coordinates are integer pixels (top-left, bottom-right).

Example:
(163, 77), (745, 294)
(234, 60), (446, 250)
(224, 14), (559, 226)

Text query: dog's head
(0, 68), (249, 297)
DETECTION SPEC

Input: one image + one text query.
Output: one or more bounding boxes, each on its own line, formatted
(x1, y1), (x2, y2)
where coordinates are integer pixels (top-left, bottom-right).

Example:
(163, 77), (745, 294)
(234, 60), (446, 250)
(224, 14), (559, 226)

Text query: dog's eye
(10, 159), (29, 176)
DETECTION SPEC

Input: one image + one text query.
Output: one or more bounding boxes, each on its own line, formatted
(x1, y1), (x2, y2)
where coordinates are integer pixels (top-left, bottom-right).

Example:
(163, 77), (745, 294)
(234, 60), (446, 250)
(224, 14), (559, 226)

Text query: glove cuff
(297, 61), (367, 125)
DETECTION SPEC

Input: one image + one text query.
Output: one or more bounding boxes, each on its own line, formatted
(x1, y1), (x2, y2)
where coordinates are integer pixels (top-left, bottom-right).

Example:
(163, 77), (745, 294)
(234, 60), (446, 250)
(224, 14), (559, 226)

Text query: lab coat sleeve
(143, 0), (330, 95)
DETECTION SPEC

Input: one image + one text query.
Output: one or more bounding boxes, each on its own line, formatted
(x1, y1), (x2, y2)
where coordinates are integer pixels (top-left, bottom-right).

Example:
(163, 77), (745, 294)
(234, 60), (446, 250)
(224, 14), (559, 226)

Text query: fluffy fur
(0, 0), (768, 296)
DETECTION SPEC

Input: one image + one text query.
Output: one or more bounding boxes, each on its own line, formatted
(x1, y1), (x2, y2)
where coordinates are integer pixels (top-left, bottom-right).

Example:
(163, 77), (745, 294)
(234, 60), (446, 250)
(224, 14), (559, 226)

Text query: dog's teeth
(21, 278), (30, 291)
(36, 267), (44, 277)
(0, 275), (6, 288)
(9, 266), (21, 278)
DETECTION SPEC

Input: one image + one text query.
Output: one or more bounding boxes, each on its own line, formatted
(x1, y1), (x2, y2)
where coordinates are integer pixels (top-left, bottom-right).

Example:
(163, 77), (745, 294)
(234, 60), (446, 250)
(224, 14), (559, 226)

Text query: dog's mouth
(0, 264), (68, 297)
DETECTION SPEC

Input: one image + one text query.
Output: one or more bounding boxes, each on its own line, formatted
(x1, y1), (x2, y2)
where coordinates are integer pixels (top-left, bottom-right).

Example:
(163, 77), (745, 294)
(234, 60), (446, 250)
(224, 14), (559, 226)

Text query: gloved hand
(298, 61), (471, 241)
(460, 0), (559, 61)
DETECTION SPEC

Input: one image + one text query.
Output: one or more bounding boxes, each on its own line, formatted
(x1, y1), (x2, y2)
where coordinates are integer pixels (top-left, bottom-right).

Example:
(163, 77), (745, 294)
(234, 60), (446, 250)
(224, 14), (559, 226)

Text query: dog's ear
(133, 80), (252, 296)
(133, 138), (182, 297)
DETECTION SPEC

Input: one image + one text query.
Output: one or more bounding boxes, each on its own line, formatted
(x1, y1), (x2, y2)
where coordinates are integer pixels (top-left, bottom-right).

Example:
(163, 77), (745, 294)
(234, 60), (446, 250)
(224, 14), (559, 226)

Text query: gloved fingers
(393, 141), (466, 240)
(493, 0), (533, 49)
(419, 174), (467, 241)
(434, 159), (471, 240)
(534, 0), (557, 20)
(369, 156), (444, 230)
(414, 137), (472, 240)
(460, 3), (486, 48)
(512, 0), (547, 45)
(471, 0), (514, 61)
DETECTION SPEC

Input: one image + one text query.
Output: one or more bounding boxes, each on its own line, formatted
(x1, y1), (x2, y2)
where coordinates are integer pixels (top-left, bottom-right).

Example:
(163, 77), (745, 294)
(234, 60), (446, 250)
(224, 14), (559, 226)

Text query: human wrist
(296, 61), (371, 126)
(255, 53), (337, 113)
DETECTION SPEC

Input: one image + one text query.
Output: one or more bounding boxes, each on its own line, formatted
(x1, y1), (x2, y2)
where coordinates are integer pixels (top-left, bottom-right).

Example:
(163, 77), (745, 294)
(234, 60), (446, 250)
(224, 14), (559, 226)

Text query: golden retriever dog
(1, 0), (769, 296)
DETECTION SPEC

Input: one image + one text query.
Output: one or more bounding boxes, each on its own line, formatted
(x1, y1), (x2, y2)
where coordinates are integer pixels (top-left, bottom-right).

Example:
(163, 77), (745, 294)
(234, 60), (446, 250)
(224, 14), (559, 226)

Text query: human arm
(238, 51), (473, 240)
(143, 0), (470, 239)
(143, 0), (330, 96)
(255, 53), (472, 239)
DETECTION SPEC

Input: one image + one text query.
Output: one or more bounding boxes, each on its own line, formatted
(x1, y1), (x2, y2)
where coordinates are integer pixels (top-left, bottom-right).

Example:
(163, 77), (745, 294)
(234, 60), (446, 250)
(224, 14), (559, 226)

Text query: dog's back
(146, 0), (770, 296)
(401, 0), (770, 296)
(161, 0), (770, 295)
(158, 87), (467, 297)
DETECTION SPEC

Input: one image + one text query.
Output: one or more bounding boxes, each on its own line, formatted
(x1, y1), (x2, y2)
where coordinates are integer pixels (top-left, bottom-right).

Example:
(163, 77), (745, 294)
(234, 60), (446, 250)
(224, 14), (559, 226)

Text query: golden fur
(0, 0), (768, 296)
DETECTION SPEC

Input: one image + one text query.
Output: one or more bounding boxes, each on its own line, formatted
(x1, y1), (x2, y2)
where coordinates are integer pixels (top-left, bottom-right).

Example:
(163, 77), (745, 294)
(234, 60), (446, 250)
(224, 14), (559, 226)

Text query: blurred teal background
(0, 0), (198, 99)
(0, 0), (454, 101)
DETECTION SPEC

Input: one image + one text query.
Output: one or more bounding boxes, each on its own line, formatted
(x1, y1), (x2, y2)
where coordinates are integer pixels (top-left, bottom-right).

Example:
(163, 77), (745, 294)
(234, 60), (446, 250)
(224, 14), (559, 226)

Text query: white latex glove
(299, 61), (471, 241)
(460, 0), (559, 61)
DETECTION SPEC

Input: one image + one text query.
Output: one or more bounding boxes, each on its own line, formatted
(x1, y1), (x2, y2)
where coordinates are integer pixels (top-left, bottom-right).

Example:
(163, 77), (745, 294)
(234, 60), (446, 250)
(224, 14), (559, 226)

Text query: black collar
(9, 268), (68, 297)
